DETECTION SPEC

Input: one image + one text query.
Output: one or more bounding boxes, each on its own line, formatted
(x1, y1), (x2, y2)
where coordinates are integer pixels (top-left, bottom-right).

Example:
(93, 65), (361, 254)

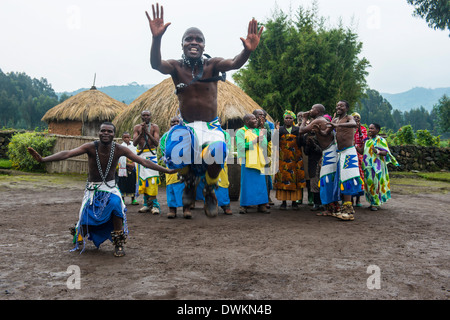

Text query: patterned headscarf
(351, 112), (361, 118)
(283, 110), (296, 119)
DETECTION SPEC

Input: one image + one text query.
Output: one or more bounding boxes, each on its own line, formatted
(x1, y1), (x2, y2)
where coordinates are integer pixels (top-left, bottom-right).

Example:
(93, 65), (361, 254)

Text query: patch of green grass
(390, 171), (449, 195)
(417, 172), (450, 183)
(390, 171), (450, 183)
(0, 158), (12, 169)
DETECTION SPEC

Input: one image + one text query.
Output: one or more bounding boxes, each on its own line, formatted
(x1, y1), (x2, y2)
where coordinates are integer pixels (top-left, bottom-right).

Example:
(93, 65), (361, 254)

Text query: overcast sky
(1, 0), (449, 94)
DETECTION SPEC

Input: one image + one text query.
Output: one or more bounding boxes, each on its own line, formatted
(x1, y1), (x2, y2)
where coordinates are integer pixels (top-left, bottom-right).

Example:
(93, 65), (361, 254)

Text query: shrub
(396, 125), (415, 145)
(7, 132), (56, 172)
(416, 129), (440, 147)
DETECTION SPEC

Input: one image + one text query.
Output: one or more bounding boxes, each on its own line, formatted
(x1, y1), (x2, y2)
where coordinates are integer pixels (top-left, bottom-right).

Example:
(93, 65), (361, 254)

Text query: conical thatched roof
(42, 87), (127, 123)
(113, 77), (270, 135)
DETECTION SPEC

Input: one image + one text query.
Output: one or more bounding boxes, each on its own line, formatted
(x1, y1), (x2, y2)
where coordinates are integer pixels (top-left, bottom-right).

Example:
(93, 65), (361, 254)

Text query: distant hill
(381, 87), (450, 112)
(57, 83), (449, 112)
(56, 82), (155, 105)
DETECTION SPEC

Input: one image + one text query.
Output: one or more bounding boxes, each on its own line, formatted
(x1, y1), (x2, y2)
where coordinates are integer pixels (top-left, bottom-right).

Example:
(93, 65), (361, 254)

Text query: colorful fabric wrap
(72, 180), (128, 252)
(195, 163), (230, 206)
(160, 131), (181, 186)
(354, 125), (367, 195)
(239, 164), (268, 206)
(163, 117), (227, 177)
(283, 110), (296, 119)
(136, 148), (160, 196)
(319, 142), (340, 205)
(235, 126), (268, 173)
(362, 135), (399, 206)
(166, 181), (185, 208)
(118, 142), (137, 177)
(336, 146), (363, 196)
(273, 127), (306, 191)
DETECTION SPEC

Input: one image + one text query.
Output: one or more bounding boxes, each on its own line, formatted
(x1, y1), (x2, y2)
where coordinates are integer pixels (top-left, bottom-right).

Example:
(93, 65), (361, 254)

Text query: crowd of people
(120, 101), (398, 224)
(25, 3), (398, 257)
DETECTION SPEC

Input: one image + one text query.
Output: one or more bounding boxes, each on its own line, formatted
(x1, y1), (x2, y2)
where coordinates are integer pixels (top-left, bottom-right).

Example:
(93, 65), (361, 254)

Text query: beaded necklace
(174, 54), (226, 95)
(182, 54), (204, 80)
(94, 141), (116, 188)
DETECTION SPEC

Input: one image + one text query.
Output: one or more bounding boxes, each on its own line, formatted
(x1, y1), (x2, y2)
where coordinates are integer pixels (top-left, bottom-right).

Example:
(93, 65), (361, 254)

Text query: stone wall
(389, 145), (450, 171)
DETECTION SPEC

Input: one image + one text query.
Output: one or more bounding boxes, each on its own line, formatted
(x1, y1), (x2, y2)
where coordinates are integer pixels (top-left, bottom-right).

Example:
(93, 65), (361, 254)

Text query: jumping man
(145, 3), (263, 217)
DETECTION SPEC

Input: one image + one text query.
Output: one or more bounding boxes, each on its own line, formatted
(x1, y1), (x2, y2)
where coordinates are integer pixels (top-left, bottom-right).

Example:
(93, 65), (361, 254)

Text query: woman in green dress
(356, 123), (399, 211)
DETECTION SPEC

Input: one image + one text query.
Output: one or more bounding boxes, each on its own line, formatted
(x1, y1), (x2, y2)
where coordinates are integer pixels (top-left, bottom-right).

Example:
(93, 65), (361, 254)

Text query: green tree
(403, 106), (434, 132)
(406, 0), (450, 36)
(232, 4), (370, 121)
(432, 94), (450, 134)
(354, 89), (395, 129)
(392, 109), (404, 132)
(0, 69), (58, 129)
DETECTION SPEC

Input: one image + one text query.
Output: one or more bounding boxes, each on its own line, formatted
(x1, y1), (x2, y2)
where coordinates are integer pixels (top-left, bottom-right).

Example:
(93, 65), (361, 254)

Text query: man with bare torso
(133, 110), (161, 214)
(299, 104), (343, 217)
(28, 122), (175, 256)
(326, 100), (363, 221)
(145, 3), (263, 217)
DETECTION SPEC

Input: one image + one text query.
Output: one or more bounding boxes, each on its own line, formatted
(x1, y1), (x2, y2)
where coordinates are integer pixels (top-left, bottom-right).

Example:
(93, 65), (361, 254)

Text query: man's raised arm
(146, 3), (175, 74)
(215, 18), (263, 72)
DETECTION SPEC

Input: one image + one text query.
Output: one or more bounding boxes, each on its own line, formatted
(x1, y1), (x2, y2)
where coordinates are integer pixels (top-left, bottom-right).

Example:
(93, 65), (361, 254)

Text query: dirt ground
(0, 170), (449, 302)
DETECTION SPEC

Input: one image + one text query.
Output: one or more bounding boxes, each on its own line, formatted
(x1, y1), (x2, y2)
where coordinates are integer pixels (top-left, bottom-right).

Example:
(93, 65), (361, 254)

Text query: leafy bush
(416, 129), (440, 147)
(395, 125), (415, 145)
(7, 132), (56, 172)
(439, 139), (450, 148)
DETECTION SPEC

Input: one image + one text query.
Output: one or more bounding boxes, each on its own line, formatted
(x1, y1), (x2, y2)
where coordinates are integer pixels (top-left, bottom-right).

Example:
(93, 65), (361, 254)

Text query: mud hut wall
(48, 121), (82, 136)
(82, 121), (103, 137)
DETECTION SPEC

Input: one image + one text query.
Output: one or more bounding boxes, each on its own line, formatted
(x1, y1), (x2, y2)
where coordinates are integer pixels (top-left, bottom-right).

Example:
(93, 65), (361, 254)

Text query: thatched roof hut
(42, 86), (127, 137)
(113, 77), (270, 136)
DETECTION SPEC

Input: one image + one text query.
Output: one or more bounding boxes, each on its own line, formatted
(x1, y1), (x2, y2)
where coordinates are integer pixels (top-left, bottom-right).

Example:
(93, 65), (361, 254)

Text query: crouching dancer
(27, 122), (177, 257)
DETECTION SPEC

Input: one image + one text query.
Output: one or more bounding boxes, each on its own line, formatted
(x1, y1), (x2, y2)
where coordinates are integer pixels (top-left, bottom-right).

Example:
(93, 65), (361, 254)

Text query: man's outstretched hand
(146, 3), (171, 38)
(240, 18), (264, 52)
(27, 147), (43, 162)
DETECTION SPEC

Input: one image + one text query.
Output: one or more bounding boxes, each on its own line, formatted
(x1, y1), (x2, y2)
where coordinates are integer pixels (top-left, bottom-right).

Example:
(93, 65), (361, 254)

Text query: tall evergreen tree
(233, 4), (370, 120)
(432, 94), (450, 134)
(354, 89), (395, 129)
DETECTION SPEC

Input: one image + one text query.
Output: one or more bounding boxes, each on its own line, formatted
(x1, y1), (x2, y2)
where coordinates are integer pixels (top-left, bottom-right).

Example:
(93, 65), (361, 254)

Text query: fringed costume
(336, 146), (363, 196)
(72, 181), (128, 253)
